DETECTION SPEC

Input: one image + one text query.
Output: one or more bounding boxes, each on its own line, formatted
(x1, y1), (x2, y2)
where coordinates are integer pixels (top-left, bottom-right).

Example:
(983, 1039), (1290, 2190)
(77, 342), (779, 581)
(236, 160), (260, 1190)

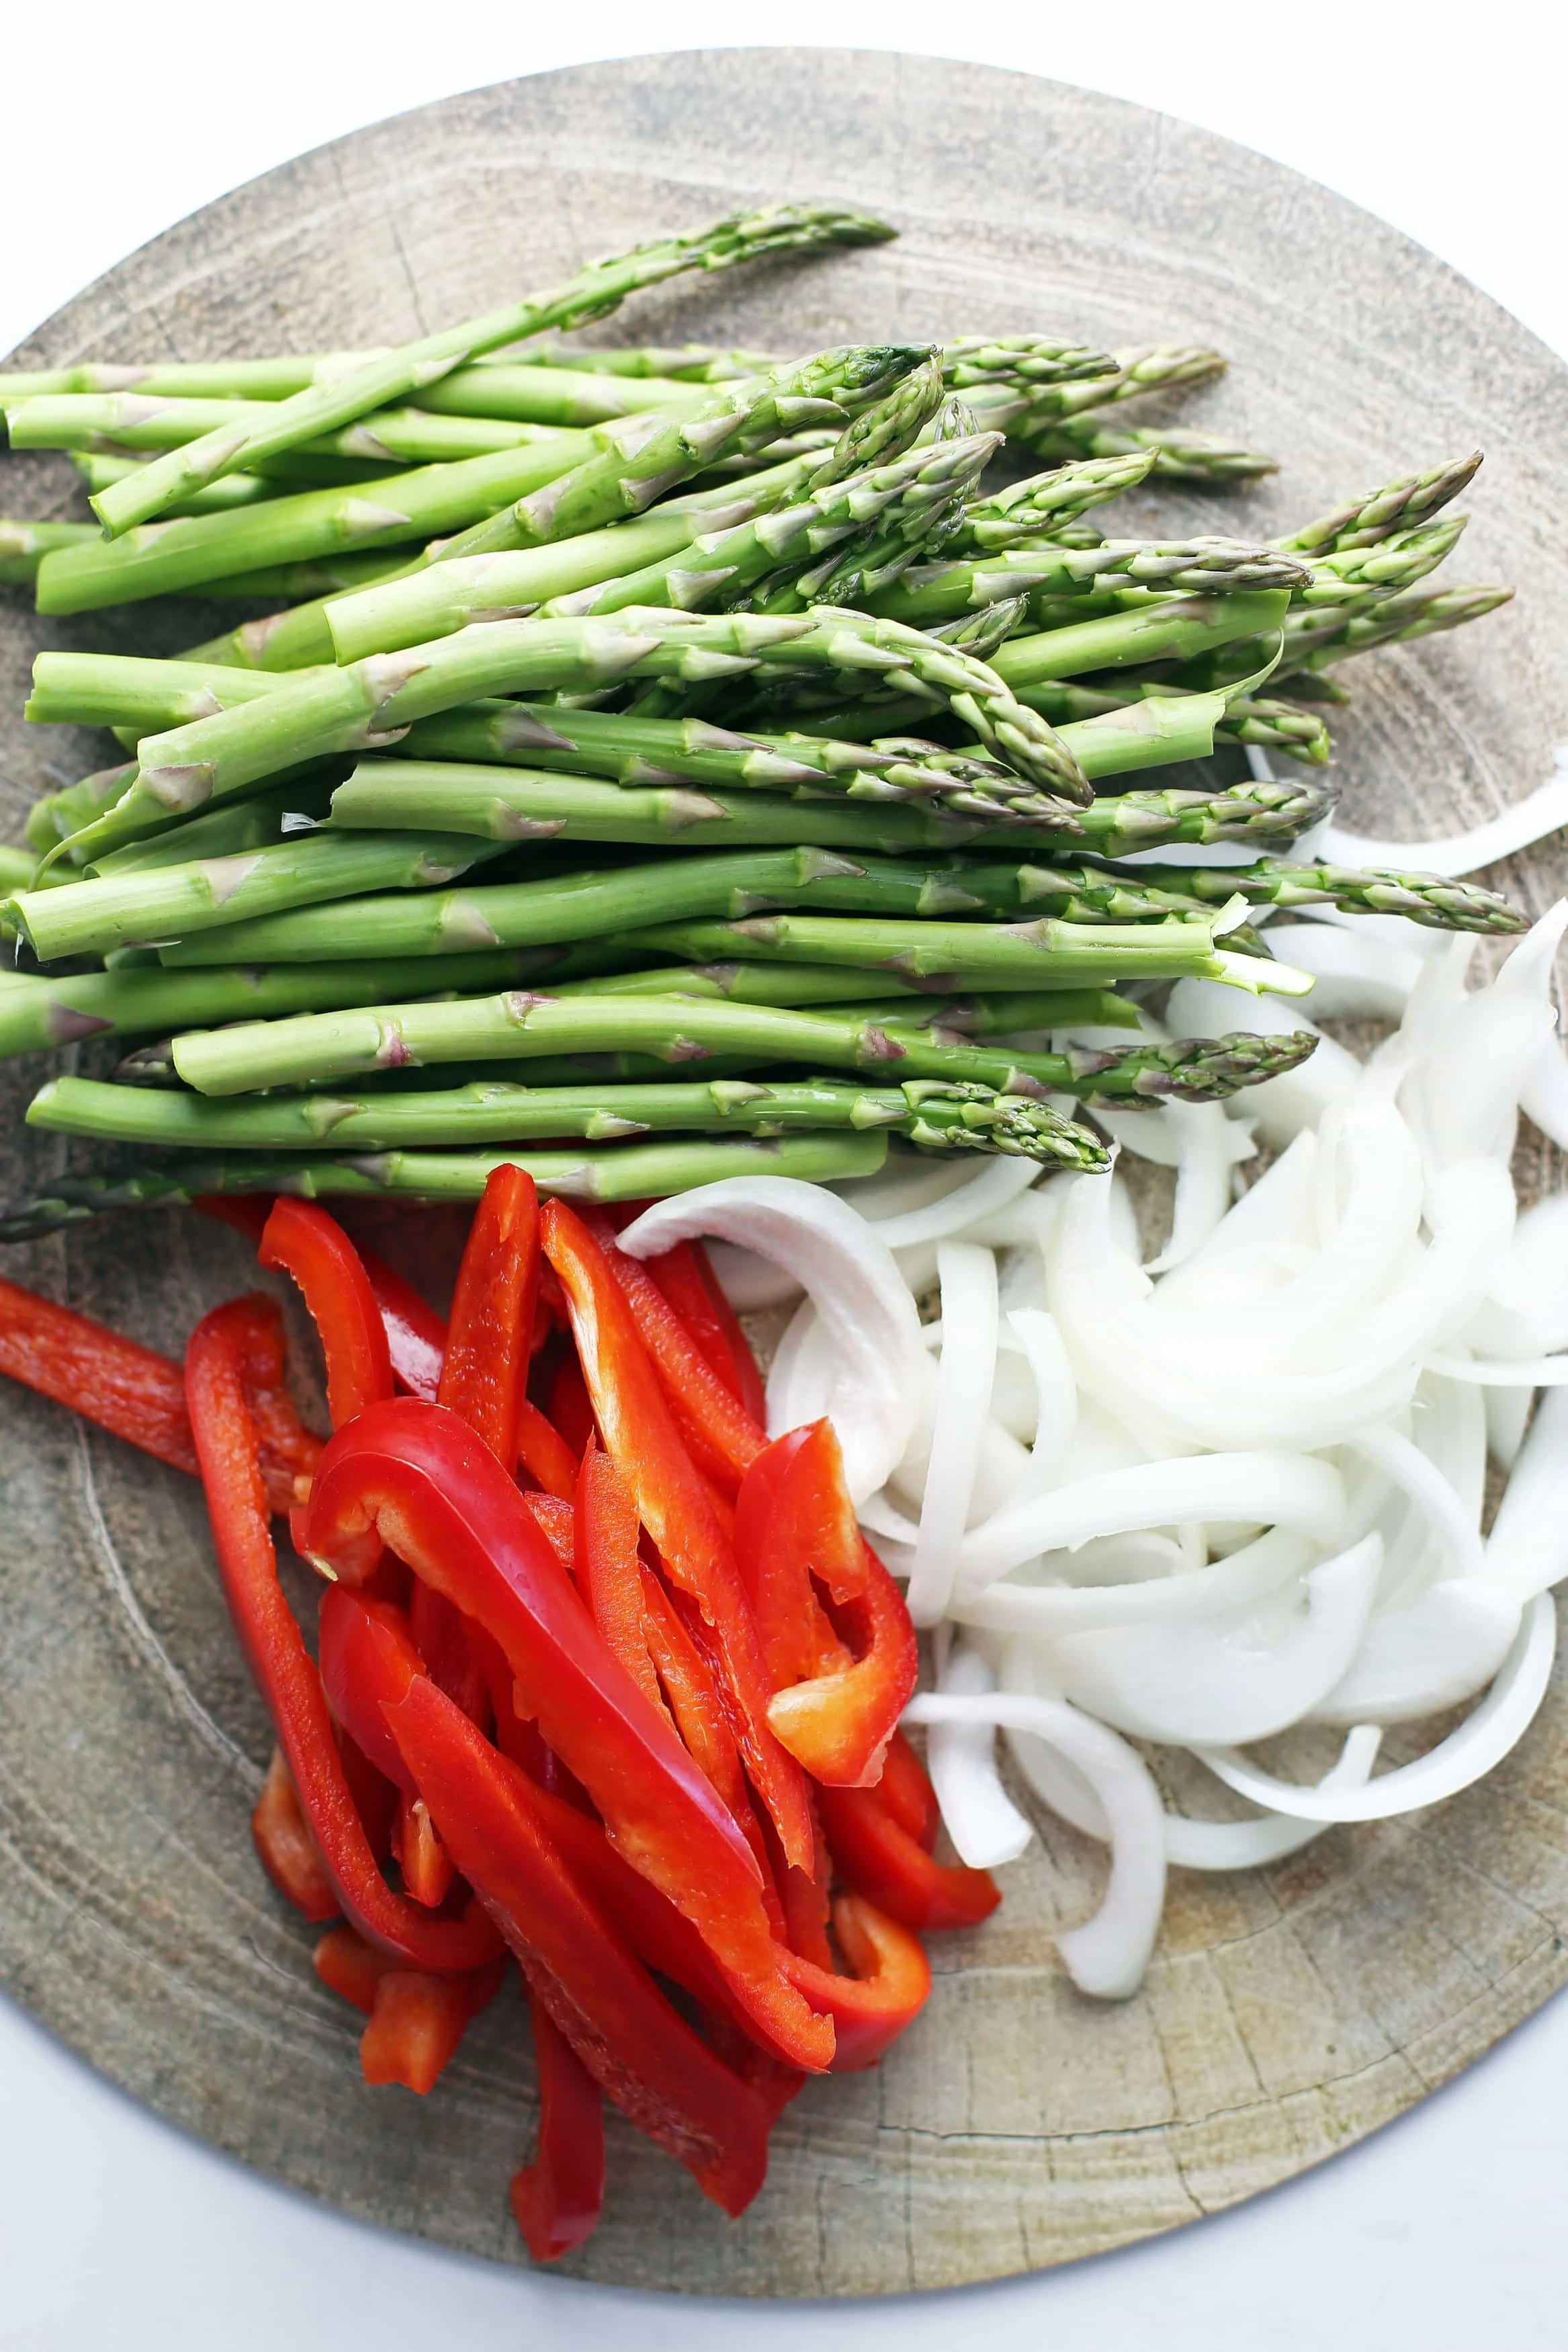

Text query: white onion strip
(1430, 1353), (1568, 1385)
(1194, 1594), (1557, 1820)
(1164, 1728), (1383, 1870)
(904, 1687), (1167, 1999)
(1348, 1425), (1487, 1582)
(1321, 757), (1568, 876)
(955, 1526), (1314, 1634)
(906, 1244), (999, 1626)
(618, 1177), (922, 1503)
(922, 1648), (1035, 1870)
(958, 1451), (1345, 1591)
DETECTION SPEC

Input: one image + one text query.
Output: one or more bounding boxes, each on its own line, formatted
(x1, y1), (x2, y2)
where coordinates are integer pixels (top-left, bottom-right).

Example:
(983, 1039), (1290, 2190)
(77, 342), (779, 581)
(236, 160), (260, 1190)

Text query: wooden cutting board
(2, 47), (1567, 2298)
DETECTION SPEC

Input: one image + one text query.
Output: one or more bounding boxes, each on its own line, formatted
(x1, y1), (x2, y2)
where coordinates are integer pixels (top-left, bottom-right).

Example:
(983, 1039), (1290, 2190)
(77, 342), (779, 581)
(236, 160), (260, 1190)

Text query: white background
(4, 9), (1567, 2347)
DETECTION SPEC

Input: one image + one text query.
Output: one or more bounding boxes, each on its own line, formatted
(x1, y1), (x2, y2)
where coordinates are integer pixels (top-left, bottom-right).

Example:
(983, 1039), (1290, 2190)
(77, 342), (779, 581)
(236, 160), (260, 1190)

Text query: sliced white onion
(955, 1525), (1314, 1635)
(1004, 1308), (1078, 1498)
(617, 1177), (922, 1503)
(1261, 923), (1423, 1020)
(1022, 1534), (1383, 1745)
(1521, 1041), (1568, 1149)
(1146, 1104), (1258, 1273)
(1195, 1593), (1557, 1819)
(1347, 1425), (1486, 1582)
(904, 1685), (1167, 1999)
(1320, 758), (1568, 876)
(923, 1647), (1035, 1870)
(1309, 1579), (1521, 1724)
(861, 1154), (1043, 1251)
(1487, 1387), (1568, 1602)
(702, 1239), (803, 1312)
(1430, 1353), (1568, 1384)
(1166, 978), (1361, 1148)
(906, 1243), (1000, 1626)
(958, 1450), (1344, 1591)
(1164, 1728), (1383, 1870)
(1484, 1384), (1536, 1471)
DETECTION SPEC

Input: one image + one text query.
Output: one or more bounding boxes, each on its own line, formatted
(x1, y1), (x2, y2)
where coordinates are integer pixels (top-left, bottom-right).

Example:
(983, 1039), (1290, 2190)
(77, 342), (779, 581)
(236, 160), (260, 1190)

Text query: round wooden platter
(3, 46), (1568, 2302)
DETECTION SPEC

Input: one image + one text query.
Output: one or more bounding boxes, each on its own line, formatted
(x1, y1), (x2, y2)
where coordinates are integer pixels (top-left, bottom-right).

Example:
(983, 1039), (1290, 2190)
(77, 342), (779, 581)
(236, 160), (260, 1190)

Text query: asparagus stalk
(1291, 516), (1467, 608)
(0, 1131), (894, 1241)
(541, 430), (998, 620)
(69, 453), (292, 513)
(949, 452), (1158, 552)
(865, 538), (1311, 627)
(500, 343), (782, 381)
(7, 830), (513, 962)
(24, 764), (137, 857)
(1274, 454), (1483, 556)
(70, 605), (1090, 861)
(1169, 582), (1517, 689)
(0, 946), (609, 1058)
(554, 964), (1139, 1026)
(1013, 416), (1278, 481)
(415, 360), (769, 415)
(1004, 853), (1523, 933)
(990, 589), (1291, 689)
(167, 981), (1315, 1099)
(89, 204), (895, 534)
(961, 345), (1223, 440)
(90, 773), (337, 874)
(26, 650), (318, 732)
(6, 392), (570, 465)
(1, 519), (99, 585)
(1014, 677), (1334, 767)
(28, 1068), (1109, 1166)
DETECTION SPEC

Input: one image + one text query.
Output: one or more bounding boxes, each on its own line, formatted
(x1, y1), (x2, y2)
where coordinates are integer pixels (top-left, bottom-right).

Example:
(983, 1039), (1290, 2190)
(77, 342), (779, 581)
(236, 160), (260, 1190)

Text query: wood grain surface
(2, 48), (1567, 2299)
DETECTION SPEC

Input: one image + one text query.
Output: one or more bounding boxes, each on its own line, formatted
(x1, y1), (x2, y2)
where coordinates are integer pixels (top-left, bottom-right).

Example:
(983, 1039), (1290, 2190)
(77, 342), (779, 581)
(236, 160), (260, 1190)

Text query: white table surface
(4, 9), (1566, 2346)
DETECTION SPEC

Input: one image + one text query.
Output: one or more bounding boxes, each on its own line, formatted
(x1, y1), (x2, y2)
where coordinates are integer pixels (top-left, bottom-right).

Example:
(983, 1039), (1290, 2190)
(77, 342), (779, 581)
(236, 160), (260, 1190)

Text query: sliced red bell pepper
(523, 1490), (576, 1570)
(334, 1722), (398, 1863)
(312, 1924), (507, 2093)
(194, 1195), (271, 1244)
(386, 1672), (777, 2213)
(780, 1895), (932, 2071)
(876, 1730), (941, 1852)
(816, 1781), (1000, 1932)
(359, 1250), (447, 1402)
(0, 1273), (200, 1476)
(298, 1398), (824, 2025)
(512, 1988), (606, 2263)
(735, 1423), (914, 1787)
(642, 1238), (767, 1425)
(544, 1343), (596, 1459)
(582, 1209), (765, 1495)
(393, 1790), (455, 1908)
(187, 1300), (499, 1972)
(437, 1165), (539, 1469)
(574, 1445), (665, 1720)
(258, 1199), (393, 1430)
(541, 1202), (813, 1874)
(517, 1397), (577, 1502)
(252, 1746), (337, 1922)
(409, 1579), (490, 1726)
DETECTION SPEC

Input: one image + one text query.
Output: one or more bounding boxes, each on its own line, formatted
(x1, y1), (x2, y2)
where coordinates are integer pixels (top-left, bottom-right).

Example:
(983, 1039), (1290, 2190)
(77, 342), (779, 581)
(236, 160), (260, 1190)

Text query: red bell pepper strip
(188, 1300), (499, 1972)
(386, 1672), (777, 2213)
(582, 1210), (765, 1495)
(0, 1273), (200, 1476)
(519, 1490), (572, 1573)
(545, 1344), (596, 1458)
(298, 1397), (824, 2023)
(513, 1988), (606, 2262)
(258, 1199), (393, 1430)
(541, 1202), (814, 1874)
(334, 1722), (398, 1863)
(816, 1781), (1000, 1932)
(735, 1423), (914, 1786)
(194, 1195), (272, 1244)
(252, 1747), (338, 1921)
(876, 1731), (941, 1853)
(312, 1925), (507, 2093)
(517, 1397), (577, 1502)
(779, 1895), (932, 2072)
(437, 1165), (539, 1470)
(360, 1250), (447, 1402)
(642, 1238), (767, 1425)
(393, 1790), (455, 1908)
(574, 1446), (665, 1720)
(409, 1579), (490, 1726)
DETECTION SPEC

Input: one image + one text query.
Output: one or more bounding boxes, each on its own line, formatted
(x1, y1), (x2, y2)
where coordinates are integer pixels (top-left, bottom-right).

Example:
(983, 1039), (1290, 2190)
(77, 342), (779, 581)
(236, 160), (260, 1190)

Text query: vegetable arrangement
(0, 196), (1562, 2249)
(0, 201), (1525, 1224)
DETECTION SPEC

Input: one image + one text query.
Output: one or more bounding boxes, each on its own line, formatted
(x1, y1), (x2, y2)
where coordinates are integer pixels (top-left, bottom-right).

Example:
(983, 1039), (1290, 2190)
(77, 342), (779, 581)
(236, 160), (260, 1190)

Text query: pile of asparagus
(0, 202), (1521, 1234)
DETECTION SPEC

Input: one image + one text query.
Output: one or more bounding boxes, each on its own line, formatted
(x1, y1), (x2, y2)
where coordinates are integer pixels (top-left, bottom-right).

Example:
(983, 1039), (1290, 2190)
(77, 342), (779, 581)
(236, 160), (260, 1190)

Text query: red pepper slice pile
(0, 1187), (1001, 2260)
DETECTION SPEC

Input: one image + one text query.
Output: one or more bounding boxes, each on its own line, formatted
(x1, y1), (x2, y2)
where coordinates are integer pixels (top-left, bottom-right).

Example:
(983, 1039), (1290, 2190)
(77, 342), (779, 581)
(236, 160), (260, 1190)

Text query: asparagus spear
(961, 345), (1224, 441)
(553, 964), (1139, 1026)
(1168, 581), (1516, 689)
(0, 1131), (894, 1241)
(949, 452), (1158, 552)
(89, 204), (896, 534)
(166, 981), (1315, 1099)
(5, 392), (571, 466)
(69, 605), (1090, 861)
(541, 430), (997, 621)
(7, 827), (523, 962)
(1274, 454), (1483, 556)
(28, 1068), (1109, 1166)
(0, 946), (611, 1058)
(1, 519), (100, 586)
(1012, 677), (1334, 767)
(865, 538), (1311, 627)
(991, 589), (1291, 689)
(1014, 416), (1278, 481)
(500, 343), (782, 381)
